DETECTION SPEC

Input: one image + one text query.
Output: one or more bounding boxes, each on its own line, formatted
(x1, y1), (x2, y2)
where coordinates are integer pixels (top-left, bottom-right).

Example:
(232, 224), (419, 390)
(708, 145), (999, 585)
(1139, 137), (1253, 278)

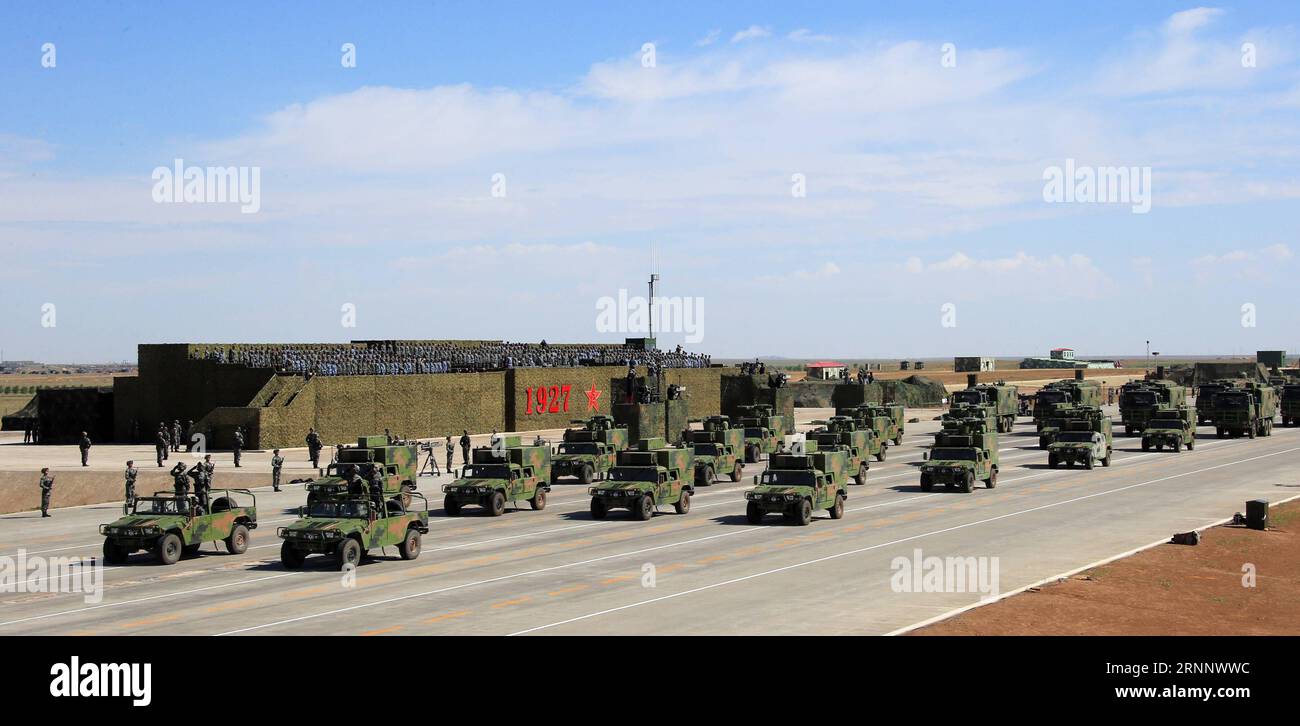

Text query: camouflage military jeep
(1141, 407), (1195, 452)
(443, 437), (552, 516)
(302, 435), (419, 507)
(589, 438), (693, 520)
(686, 415), (745, 486)
(100, 489), (257, 565)
(744, 445), (847, 525)
(278, 493), (430, 570)
(1047, 416), (1114, 469)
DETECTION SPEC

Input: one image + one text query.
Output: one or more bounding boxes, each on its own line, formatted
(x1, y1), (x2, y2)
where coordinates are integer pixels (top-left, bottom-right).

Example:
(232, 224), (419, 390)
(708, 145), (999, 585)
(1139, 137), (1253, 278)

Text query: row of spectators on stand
(190, 341), (711, 376)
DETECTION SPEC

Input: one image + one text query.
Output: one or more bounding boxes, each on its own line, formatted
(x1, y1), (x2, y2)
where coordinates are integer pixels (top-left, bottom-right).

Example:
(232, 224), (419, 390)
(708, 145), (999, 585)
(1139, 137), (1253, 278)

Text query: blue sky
(2, 2), (1299, 362)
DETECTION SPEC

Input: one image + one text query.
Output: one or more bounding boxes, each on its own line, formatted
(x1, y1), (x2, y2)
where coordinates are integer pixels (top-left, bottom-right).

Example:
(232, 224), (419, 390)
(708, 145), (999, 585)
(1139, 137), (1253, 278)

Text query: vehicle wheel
(336, 538), (362, 570)
(1173, 437), (1183, 453)
(793, 498), (813, 526)
(1102, 449), (1112, 466)
(854, 465), (867, 486)
(223, 524), (250, 554)
(102, 539), (128, 565)
(702, 466), (715, 485)
(959, 472), (974, 494)
(443, 495), (462, 516)
(633, 495), (654, 521)
(1039, 436), (1049, 449)
(1141, 439), (1150, 452)
(579, 465), (593, 487)
(893, 434), (902, 446)
(919, 473), (933, 492)
(590, 497), (607, 519)
(182, 542), (202, 558)
(985, 469), (998, 489)
(745, 444), (758, 463)
(398, 528), (421, 560)
(828, 495), (844, 519)
(280, 541), (305, 569)
(156, 533), (182, 565)
(529, 488), (547, 511)
(673, 489), (691, 515)
(1248, 426), (1256, 439)
(1187, 437), (1194, 451)
(487, 491), (506, 517)
(1084, 455), (1095, 470)
(1048, 452), (1059, 469)
(730, 462), (743, 482)
(1216, 427), (1224, 438)
(746, 502), (764, 524)
(877, 446), (887, 462)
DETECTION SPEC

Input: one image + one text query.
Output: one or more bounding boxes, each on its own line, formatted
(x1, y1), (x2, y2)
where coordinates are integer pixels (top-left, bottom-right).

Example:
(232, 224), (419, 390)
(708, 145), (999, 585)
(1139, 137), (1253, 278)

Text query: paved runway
(2, 408), (1297, 635)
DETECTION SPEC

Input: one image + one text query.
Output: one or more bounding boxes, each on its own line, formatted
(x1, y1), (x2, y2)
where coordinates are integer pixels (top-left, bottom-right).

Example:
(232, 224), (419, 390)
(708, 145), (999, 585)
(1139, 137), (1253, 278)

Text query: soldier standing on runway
(445, 435), (454, 473)
(459, 430), (471, 466)
(232, 427), (244, 468)
(271, 449), (284, 492)
(156, 427), (169, 467)
(78, 432), (92, 467)
(39, 468), (54, 518)
(306, 428), (323, 468)
(124, 460), (138, 513)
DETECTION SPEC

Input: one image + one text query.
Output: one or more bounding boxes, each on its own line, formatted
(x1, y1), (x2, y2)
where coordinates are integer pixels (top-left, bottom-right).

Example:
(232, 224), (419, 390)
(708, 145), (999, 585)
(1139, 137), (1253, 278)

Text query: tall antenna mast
(648, 243), (659, 344)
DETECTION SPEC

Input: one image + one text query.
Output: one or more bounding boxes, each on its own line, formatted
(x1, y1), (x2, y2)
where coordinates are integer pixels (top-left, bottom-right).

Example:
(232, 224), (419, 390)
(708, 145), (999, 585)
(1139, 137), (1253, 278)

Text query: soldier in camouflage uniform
(271, 449), (284, 492)
(306, 428), (323, 468)
(368, 465), (385, 512)
(232, 427), (244, 468)
(184, 420), (195, 452)
(459, 430), (471, 465)
(78, 431), (92, 467)
(170, 461), (190, 505)
(39, 468), (53, 517)
(445, 435), (454, 473)
(155, 427), (169, 467)
(188, 458), (211, 513)
(171, 420), (182, 452)
(123, 460), (138, 514)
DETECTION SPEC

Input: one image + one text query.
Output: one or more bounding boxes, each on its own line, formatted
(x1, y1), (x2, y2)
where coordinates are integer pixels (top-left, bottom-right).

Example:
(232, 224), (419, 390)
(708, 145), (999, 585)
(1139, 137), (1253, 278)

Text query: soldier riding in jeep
(101, 489), (256, 565)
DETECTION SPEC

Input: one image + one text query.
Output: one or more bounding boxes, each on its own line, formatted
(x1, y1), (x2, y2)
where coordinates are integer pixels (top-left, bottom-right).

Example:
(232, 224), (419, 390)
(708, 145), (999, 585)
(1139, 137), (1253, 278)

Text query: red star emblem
(585, 383), (602, 411)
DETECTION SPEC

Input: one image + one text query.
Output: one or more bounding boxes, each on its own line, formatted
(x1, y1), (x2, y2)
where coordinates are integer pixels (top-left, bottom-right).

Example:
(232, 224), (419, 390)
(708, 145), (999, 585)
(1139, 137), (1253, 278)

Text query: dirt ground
(912, 498), (1300, 635)
(0, 372), (121, 387)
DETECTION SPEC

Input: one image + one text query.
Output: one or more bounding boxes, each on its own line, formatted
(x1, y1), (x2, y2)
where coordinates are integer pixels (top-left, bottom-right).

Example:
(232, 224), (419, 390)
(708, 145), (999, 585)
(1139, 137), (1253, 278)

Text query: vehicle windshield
(692, 443), (722, 456)
(1149, 419), (1182, 429)
(463, 464), (512, 479)
(1038, 391), (1067, 405)
(133, 498), (188, 515)
(611, 467), (659, 482)
(953, 391), (983, 405)
(307, 500), (369, 518)
(760, 470), (815, 486)
(1216, 393), (1250, 409)
(1056, 432), (1095, 443)
(930, 448), (976, 461)
(1122, 392), (1157, 406)
(744, 427), (766, 438)
(558, 443), (598, 455)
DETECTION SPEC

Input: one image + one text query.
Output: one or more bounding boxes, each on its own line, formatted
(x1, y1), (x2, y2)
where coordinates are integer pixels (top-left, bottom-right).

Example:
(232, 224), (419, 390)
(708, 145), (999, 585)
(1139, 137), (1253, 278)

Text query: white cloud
(731, 25), (771, 43)
(788, 28), (833, 43)
(695, 29), (721, 47)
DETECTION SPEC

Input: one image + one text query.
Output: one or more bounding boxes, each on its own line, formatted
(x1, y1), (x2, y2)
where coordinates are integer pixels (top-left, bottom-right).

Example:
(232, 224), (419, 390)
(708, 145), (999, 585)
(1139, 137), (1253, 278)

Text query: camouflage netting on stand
(791, 376), (947, 408)
(1165, 363), (1269, 386)
(36, 387), (115, 444)
(0, 395), (38, 431)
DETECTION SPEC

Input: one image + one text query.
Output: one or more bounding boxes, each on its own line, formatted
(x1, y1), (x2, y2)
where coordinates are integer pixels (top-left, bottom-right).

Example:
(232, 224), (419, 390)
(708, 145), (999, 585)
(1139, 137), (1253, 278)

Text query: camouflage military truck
(101, 489), (256, 565)
(734, 404), (788, 463)
(1212, 385), (1277, 439)
(1141, 407), (1195, 452)
(808, 415), (879, 481)
(279, 493), (429, 570)
(685, 415), (745, 486)
(1195, 380), (1240, 425)
(1280, 383), (1300, 427)
(744, 441), (848, 525)
(1046, 408), (1113, 469)
(1118, 379), (1187, 435)
(1033, 376), (1100, 431)
(950, 377), (1019, 433)
(589, 438), (694, 520)
(302, 435), (419, 508)
(920, 418), (998, 493)
(837, 403), (905, 446)
(944, 403), (997, 437)
(443, 436), (553, 515)
(550, 416), (629, 485)
(1037, 414), (1073, 449)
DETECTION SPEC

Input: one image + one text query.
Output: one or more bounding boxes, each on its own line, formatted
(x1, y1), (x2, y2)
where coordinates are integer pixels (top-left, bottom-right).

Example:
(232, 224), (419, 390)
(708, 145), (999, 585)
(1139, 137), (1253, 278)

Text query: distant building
(806, 361), (848, 380)
(1050, 348), (1075, 361)
(1021, 347), (1115, 369)
(954, 356), (995, 372)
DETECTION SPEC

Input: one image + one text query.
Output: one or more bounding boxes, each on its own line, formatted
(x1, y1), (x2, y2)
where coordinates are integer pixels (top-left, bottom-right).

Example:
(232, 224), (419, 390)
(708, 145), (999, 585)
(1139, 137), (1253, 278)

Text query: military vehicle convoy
(443, 436), (552, 515)
(1212, 384), (1277, 438)
(302, 435), (419, 507)
(685, 415), (744, 485)
(1046, 408), (1113, 469)
(744, 440), (848, 525)
(1033, 374), (1101, 431)
(1141, 407), (1196, 452)
(279, 493), (429, 570)
(950, 377), (1019, 433)
(101, 489), (256, 565)
(836, 403), (905, 447)
(1118, 379), (1187, 435)
(1038, 414), (1072, 449)
(1281, 382), (1300, 427)
(920, 417), (998, 493)
(551, 415), (629, 485)
(589, 438), (693, 520)
(807, 416), (875, 483)
(734, 404), (788, 463)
